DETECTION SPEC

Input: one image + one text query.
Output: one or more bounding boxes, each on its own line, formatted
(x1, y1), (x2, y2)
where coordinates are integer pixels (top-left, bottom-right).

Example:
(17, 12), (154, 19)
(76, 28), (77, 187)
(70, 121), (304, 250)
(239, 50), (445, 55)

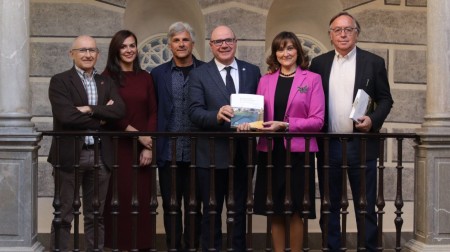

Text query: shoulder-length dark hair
(266, 31), (309, 73)
(105, 30), (142, 85)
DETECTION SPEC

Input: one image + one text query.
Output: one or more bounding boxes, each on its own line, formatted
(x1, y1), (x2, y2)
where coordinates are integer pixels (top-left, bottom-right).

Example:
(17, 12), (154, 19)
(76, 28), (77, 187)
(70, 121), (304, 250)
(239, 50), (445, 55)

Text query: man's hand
(216, 105), (234, 124)
(355, 116), (372, 132)
(76, 100), (113, 114)
(76, 106), (92, 114)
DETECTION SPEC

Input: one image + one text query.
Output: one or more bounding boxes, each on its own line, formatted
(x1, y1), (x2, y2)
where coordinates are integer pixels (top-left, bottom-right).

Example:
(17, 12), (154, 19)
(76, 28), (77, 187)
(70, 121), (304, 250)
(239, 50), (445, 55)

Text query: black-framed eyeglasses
(71, 48), (99, 54)
(210, 38), (236, 46)
(329, 27), (358, 35)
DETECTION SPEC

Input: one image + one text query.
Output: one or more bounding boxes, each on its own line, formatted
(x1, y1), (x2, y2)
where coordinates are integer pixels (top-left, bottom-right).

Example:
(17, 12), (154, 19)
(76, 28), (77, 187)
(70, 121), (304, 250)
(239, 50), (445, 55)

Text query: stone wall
(31, 0), (425, 233)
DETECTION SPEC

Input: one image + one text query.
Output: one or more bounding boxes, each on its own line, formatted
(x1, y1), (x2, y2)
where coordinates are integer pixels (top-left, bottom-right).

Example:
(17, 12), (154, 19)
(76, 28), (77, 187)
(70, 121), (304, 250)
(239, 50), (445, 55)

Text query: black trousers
(318, 139), (378, 252)
(158, 161), (202, 251)
(197, 166), (248, 252)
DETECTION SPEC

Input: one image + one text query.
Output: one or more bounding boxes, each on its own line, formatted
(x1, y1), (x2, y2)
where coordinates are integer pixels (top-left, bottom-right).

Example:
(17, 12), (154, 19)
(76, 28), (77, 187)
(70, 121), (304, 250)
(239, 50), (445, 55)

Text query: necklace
(280, 70), (296, 77)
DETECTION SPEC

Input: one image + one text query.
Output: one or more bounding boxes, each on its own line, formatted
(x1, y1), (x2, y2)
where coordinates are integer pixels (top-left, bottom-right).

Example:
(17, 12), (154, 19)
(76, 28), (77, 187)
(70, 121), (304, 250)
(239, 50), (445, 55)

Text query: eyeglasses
(72, 48), (99, 54)
(329, 27), (358, 35)
(210, 38), (236, 47)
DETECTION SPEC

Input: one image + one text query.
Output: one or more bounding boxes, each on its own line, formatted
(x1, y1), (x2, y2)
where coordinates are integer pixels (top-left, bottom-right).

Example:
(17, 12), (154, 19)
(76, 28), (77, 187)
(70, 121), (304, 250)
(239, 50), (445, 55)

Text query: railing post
(394, 138), (404, 252)
(130, 136), (139, 252)
(357, 138), (368, 252)
(340, 138), (349, 252)
(149, 136), (159, 252)
(320, 137), (330, 252)
(188, 137), (198, 252)
(265, 137), (274, 252)
(72, 137), (81, 252)
(246, 136), (255, 252)
(284, 137), (293, 252)
(226, 136), (236, 251)
(169, 137), (178, 252)
(110, 136), (120, 252)
(208, 137), (217, 251)
(376, 138), (386, 252)
(52, 136), (62, 252)
(302, 137), (311, 252)
(92, 138), (101, 252)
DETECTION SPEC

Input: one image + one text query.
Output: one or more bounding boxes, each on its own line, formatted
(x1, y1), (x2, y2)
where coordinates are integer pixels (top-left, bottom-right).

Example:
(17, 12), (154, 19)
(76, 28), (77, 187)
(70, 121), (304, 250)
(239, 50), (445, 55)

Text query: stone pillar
(0, 0), (43, 251)
(405, 0), (450, 251)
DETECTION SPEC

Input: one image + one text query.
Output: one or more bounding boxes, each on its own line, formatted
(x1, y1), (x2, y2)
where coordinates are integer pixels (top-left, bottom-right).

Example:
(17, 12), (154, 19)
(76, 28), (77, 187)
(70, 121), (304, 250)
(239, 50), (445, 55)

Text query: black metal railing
(40, 131), (418, 252)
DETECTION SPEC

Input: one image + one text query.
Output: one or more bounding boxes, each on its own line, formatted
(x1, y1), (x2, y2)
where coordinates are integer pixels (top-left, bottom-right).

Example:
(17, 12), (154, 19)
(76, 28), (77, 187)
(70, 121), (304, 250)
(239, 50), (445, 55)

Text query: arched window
(297, 35), (327, 61)
(139, 35), (172, 72)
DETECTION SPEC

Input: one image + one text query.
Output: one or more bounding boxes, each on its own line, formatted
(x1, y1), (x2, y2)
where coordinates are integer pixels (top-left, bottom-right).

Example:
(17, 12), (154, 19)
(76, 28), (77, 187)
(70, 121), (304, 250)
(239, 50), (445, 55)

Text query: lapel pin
(242, 68), (246, 71)
(297, 86), (308, 93)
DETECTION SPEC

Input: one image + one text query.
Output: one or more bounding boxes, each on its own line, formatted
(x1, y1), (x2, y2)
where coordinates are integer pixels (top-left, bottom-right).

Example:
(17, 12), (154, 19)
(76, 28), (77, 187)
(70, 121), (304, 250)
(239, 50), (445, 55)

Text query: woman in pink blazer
(239, 31), (324, 251)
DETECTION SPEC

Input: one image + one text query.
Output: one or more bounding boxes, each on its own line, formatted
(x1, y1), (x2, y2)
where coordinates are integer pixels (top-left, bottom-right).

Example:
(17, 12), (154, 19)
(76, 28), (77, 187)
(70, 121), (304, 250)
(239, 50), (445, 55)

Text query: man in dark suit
(48, 35), (125, 252)
(188, 25), (261, 251)
(309, 12), (393, 251)
(152, 21), (204, 251)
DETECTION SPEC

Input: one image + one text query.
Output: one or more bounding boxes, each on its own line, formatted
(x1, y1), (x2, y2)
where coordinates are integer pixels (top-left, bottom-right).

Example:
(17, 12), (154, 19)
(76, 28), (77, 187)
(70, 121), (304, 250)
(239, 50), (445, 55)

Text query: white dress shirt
(214, 58), (240, 93)
(328, 47), (357, 133)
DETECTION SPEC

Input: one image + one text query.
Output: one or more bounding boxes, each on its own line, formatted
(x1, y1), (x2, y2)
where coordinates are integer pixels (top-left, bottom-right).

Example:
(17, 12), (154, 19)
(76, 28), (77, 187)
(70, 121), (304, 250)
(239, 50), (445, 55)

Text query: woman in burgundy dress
(102, 30), (157, 251)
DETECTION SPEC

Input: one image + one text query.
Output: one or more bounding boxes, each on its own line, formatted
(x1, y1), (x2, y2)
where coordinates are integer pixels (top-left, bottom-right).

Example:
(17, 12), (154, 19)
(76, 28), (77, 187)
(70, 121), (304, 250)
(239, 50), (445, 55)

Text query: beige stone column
(0, 0), (43, 251)
(405, 0), (450, 251)
(0, 0), (35, 129)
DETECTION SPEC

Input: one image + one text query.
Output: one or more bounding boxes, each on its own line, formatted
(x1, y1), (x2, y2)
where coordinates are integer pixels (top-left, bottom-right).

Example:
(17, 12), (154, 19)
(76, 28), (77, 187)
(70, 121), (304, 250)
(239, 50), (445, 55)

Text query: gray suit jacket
(188, 58), (261, 168)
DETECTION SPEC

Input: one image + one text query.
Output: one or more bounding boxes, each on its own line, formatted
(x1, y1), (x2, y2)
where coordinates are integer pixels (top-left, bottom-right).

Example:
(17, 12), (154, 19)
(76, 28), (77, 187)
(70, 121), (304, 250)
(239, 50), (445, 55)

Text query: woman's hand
(139, 148), (152, 167)
(258, 121), (288, 132)
(138, 136), (152, 150)
(236, 122), (252, 132)
(125, 125), (152, 149)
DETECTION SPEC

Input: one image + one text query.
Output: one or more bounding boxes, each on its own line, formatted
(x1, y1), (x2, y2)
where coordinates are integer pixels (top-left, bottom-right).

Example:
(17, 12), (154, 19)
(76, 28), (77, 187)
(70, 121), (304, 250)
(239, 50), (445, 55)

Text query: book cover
(349, 89), (372, 122)
(230, 94), (264, 129)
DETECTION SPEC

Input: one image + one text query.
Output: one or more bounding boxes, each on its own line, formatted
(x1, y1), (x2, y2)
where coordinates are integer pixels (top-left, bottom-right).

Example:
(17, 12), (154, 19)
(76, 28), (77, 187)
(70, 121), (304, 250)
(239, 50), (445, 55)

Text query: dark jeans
(51, 149), (111, 252)
(318, 139), (378, 252)
(197, 167), (248, 252)
(158, 161), (202, 251)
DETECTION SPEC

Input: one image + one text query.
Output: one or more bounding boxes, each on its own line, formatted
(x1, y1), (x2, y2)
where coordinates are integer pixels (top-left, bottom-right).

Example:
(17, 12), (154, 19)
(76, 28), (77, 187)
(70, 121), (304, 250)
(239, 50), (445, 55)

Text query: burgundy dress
(102, 70), (157, 250)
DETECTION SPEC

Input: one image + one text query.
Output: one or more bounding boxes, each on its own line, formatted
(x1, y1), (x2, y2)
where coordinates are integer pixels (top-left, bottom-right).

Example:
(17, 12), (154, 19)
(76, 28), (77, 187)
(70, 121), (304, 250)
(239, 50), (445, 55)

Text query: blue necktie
(225, 66), (236, 94)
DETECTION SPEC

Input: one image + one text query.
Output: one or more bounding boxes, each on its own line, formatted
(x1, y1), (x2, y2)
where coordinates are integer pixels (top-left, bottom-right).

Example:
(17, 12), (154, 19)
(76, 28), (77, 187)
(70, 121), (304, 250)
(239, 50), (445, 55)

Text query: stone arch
(123, 0), (205, 71)
(266, 0), (343, 61)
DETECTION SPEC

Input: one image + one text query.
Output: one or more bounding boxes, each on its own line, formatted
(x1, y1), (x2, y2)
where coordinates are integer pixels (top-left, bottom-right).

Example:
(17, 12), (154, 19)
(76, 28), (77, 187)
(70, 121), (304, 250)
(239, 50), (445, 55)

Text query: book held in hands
(349, 89), (372, 123)
(230, 94), (264, 129)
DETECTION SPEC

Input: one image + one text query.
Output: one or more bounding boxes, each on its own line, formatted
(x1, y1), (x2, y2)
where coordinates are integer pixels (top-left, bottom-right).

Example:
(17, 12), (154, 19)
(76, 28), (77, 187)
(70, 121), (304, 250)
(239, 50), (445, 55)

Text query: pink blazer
(257, 67), (325, 152)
